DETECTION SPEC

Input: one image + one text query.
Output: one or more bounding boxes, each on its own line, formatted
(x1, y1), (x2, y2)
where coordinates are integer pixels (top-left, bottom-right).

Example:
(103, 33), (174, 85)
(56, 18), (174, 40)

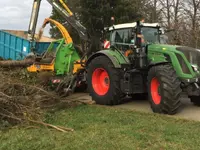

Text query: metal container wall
(0, 30), (55, 60)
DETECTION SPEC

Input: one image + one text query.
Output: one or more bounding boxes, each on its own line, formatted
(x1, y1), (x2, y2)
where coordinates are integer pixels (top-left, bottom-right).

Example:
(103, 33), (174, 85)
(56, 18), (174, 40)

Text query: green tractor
(86, 21), (200, 115)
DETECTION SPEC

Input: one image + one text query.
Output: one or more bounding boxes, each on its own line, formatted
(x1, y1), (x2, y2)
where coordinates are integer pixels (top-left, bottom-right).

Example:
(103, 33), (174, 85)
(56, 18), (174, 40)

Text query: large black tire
(87, 56), (123, 105)
(147, 64), (182, 115)
(190, 96), (200, 106)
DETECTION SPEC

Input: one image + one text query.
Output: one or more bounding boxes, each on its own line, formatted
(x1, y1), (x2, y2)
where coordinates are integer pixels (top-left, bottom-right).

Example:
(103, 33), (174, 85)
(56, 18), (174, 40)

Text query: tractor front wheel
(87, 56), (123, 105)
(148, 64), (182, 115)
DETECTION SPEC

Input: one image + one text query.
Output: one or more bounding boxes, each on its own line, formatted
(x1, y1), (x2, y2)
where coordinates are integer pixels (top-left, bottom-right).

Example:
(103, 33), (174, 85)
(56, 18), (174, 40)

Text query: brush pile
(0, 67), (61, 127)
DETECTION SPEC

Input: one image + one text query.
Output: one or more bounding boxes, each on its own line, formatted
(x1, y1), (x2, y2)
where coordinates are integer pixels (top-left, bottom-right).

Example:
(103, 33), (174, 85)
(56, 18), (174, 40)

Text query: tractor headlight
(192, 64), (199, 73)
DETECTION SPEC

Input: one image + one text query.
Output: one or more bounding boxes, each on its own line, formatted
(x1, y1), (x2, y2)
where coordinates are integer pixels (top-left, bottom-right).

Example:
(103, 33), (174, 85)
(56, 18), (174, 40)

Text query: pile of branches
(0, 68), (74, 132)
(0, 82), (59, 124)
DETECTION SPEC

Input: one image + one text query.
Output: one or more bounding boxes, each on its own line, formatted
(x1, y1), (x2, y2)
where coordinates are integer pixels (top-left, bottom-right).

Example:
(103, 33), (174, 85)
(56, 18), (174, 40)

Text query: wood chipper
(0, 0), (91, 96)
(25, 0), (91, 96)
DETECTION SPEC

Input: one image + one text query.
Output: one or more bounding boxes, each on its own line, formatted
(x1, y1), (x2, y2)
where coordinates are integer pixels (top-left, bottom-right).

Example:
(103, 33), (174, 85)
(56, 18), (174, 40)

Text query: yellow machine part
(27, 59), (84, 74)
(73, 61), (85, 74)
(59, 0), (73, 16)
(27, 64), (55, 72)
(37, 18), (73, 44)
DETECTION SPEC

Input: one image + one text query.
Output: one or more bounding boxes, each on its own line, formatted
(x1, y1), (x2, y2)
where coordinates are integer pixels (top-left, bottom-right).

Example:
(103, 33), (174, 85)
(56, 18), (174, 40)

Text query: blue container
(0, 30), (54, 60)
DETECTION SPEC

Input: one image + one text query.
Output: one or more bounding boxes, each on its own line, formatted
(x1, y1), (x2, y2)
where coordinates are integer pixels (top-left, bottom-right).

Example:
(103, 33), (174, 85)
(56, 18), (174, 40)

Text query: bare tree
(183, 0), (200, 47)
(158, 0), (185, 44)
(142, 0), (200, 48)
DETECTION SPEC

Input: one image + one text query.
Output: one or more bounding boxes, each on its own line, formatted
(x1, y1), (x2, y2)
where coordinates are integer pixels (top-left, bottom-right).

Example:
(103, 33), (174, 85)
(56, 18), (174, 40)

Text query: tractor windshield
(141, 27), (160, 44)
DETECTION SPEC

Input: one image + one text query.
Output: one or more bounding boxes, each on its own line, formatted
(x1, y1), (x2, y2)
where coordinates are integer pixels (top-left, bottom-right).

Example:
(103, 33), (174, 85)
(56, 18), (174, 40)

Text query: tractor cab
(104, 22), (166, 51)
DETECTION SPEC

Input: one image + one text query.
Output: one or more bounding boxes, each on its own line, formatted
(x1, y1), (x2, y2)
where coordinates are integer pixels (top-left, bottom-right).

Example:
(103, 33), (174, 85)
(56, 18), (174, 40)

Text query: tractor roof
(108, 22), (160, 31)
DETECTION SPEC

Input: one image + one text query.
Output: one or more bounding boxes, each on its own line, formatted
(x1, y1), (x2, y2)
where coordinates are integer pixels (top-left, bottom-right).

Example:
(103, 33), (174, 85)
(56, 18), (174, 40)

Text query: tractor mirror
(159, 30), (163, 35)
(159, 28), (165, 35)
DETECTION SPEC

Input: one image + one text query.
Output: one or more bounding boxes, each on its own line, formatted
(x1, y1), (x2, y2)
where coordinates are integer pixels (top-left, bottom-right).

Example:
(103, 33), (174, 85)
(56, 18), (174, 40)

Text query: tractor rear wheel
(87, 56), (123, 105)
(147, 64), (182, 115)
(190, 96), (200, 106)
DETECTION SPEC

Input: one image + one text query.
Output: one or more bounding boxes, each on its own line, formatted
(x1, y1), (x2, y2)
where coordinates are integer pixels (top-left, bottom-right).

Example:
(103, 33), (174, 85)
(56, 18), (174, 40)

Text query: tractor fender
(86, 50), (129, 68)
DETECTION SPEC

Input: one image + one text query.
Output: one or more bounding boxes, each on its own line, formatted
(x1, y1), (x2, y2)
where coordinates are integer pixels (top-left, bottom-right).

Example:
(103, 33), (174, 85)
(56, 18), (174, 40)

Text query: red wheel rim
(151, 77), (161, 105)
(92, 68), (110, 96)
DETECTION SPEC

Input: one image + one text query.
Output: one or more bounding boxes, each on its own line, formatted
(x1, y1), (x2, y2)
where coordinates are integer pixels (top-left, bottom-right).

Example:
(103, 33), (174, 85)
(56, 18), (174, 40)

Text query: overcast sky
(0, 0), (52, 36)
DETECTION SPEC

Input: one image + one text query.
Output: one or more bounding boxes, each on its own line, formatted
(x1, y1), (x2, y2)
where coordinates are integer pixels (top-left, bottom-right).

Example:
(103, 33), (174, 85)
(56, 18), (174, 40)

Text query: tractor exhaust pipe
(135, 20), (147, 69)
(136, 21), (142, 48)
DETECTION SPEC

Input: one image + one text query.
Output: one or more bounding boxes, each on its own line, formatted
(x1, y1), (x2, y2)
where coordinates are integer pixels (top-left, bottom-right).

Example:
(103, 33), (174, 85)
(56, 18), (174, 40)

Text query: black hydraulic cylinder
(46, 0), (90, 42)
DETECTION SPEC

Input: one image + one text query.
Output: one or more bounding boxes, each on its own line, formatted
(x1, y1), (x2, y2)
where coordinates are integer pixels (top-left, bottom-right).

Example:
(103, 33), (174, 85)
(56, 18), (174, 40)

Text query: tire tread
(148, 64), (182, 115)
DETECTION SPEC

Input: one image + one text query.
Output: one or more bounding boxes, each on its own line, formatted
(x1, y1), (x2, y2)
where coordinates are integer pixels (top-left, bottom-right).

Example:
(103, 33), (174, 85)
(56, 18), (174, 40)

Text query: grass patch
(0, 105), (200, 150)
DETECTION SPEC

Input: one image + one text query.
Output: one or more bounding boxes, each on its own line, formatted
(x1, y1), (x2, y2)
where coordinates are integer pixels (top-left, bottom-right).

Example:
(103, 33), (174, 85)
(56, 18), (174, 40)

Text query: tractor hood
(149, 44), (200, 68)
(148, 44), (200, 75)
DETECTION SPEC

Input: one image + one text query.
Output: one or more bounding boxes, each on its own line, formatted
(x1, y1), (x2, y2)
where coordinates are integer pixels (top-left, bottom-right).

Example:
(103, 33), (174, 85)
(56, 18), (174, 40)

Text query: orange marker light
(141, 19), (145, 23)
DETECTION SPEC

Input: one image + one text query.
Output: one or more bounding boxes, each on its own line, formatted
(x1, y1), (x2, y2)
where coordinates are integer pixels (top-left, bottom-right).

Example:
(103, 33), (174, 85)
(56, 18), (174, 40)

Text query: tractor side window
(115, 31), (123, 43)
(114, 29), (133, 51)
(114, 29), (132, 44)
